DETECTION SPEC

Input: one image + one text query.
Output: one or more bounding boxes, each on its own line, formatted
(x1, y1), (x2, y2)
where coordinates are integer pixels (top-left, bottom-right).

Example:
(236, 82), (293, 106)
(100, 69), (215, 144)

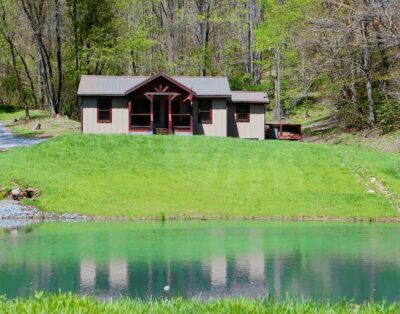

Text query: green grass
(0, 106), (80, 138)
(0, 293), (399, 314)
(0, 135), (398, 218)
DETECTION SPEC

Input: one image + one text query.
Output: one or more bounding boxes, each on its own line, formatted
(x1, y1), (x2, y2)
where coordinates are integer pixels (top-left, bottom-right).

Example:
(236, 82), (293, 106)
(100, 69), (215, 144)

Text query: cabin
(77, 73), (269, 140)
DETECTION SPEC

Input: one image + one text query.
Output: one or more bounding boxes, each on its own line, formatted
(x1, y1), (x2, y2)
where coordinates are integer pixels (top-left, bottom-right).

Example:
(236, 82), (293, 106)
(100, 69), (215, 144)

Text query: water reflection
(0, 222), (399, 302)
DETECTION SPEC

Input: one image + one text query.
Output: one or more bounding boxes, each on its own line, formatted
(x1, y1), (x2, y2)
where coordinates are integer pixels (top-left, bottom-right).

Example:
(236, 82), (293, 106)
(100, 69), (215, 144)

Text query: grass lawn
(0, 294), (399, 314)
(0, 106), (80, 138)
(0, 135), (398, 219)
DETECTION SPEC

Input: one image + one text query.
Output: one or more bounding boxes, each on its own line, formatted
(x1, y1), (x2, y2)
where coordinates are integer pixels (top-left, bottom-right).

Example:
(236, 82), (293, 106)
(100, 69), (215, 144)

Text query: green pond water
(0, 221), (400, 302)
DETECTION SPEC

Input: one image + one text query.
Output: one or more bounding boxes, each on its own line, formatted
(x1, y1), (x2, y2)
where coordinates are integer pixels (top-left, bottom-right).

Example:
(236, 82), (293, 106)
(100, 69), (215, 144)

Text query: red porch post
(149, 95), (154, 132)
(168, 95), (173, 134)
(190, 112), (193, 133)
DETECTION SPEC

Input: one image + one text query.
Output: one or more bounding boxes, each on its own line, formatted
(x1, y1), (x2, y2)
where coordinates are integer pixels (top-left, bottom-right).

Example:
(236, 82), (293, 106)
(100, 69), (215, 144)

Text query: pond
(0, 221), (399, 302)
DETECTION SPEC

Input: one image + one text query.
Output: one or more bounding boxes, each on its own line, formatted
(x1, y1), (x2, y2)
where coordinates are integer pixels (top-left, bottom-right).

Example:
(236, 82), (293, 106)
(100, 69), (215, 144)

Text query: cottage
(78, 73), (269, 140)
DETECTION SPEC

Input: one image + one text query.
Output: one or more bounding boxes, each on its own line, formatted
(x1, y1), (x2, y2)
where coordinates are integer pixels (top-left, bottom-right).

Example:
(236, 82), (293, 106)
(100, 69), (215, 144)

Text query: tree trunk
(19, 54), (38, 108)
(8, 39), (29, 118)
(361, 18), (375, 127)
(20, 0), (59, 116)
(54, 0), (63, 114)
(366, 73), (375, 127)
(273, 47), (282, 121)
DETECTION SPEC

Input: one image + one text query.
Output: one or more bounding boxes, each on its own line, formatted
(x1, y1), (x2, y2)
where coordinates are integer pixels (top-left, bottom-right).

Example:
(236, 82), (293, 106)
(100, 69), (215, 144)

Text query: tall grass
(0, 293), (399, 314)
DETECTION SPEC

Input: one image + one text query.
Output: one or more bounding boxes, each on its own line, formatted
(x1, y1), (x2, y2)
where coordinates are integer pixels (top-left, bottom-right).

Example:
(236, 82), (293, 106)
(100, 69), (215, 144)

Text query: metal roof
(77, 75), (231, 97)
(231, 91), (269, 104)
(77, 75), (147, 96)
(174, 77), (231, 97)
(77, 74), (270, 103)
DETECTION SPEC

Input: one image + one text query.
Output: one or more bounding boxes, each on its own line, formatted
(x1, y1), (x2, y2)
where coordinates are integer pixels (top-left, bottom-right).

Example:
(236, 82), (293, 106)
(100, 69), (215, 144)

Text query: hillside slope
(0, 135), (398, 219)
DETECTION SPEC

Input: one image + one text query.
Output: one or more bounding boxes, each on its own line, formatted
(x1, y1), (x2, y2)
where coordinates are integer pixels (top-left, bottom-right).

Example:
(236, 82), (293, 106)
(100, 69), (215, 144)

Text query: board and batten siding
(194, 98), (228, 137)
(228, 104), (265, 140)
(82, 97), (129, 134)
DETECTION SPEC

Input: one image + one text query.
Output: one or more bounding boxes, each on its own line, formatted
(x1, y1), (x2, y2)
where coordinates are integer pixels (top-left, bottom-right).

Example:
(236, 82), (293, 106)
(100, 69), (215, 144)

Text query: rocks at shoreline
(0, 201), (42, 219)
(0, 200), (87, 229)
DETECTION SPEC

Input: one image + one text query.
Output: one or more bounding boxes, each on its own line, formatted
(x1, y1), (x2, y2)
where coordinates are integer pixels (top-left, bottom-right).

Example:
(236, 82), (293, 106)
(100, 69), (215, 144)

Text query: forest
(0, 0), (399, 133)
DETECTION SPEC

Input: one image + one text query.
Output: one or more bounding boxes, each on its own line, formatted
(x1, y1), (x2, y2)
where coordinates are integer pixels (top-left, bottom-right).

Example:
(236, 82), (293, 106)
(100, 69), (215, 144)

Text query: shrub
(336, 101), (368, 129)
(376, 100), (400, 134)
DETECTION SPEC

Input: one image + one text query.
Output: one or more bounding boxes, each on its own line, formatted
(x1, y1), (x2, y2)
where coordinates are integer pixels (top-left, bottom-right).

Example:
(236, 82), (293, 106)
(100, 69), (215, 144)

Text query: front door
(153, 96), (168, 131)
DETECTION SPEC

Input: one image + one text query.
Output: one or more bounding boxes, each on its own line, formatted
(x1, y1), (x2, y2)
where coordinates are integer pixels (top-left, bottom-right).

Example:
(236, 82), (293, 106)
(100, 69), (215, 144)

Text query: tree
(19, 0), (63, 115)
(0, 0), (29, 118)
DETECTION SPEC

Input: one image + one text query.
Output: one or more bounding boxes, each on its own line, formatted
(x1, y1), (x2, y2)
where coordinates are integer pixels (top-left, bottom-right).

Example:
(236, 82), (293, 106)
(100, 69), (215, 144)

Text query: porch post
(128, 101), (132, 132)
(150, 95), (154, 132)
(168, 95), (172, 134)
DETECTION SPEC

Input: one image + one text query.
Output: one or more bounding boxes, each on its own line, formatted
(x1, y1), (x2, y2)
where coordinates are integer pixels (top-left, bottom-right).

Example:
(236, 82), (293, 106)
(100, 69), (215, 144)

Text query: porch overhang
(125, 73), (197, 98)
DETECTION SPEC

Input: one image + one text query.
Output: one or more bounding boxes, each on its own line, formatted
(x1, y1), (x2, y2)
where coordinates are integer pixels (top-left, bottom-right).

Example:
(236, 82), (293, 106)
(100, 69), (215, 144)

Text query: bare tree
(0, 0), (29, 118)
(19, 0), (62, 115)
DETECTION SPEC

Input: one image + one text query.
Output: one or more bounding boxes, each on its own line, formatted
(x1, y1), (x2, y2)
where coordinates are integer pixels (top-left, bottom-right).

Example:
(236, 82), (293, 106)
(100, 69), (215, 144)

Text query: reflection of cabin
(265, 123), (302, 141)
(78, 73), (269, 140)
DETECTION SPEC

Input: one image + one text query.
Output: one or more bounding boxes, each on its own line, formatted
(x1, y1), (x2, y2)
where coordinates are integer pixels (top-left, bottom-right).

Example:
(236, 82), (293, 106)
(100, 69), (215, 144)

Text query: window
(97, 98), (112, 123)
(236, 104), (250, 122)
(131, 98), (151, 128)
(198, 99), (212, 124)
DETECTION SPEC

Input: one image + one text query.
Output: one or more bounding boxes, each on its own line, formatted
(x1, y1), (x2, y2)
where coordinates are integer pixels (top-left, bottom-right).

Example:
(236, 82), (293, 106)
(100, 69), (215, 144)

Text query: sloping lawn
(0, 135), (398, 218)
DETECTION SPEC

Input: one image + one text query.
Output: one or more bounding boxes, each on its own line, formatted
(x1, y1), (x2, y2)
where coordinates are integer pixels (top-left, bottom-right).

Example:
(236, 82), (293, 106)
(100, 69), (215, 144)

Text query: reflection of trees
(0, 223), (400, 302)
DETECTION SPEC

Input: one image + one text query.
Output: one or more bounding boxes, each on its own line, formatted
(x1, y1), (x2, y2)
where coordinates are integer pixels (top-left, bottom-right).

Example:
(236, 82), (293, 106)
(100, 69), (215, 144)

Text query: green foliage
(0, 135), (398, 218)
(0, 293), (399, 314)
(376, 101), (400, 134)
(256, 0), (319, 50)
(337, 101), (369, 130)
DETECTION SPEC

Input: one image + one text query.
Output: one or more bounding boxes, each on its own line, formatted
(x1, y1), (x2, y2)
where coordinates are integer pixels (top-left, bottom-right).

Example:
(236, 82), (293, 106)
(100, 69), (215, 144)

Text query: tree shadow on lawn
(0, 104), (20, 114)
(303, 115), (341, 140)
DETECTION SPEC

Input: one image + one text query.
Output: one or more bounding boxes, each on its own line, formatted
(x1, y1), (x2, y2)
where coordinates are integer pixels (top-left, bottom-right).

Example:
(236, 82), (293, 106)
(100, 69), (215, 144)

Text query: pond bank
(0, 200), (87, 228)
(2, 200), (400, 225)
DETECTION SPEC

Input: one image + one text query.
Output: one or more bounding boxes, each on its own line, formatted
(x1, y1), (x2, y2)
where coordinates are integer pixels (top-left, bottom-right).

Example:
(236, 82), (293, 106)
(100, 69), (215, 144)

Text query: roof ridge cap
(81, 75), (149, 79)
(174, 76), (228, 79)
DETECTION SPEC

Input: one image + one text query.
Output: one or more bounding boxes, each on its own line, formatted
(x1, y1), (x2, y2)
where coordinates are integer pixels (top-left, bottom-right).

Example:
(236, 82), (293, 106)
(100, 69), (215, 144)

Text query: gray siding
(194, 99), (228, 137)
(228, 104), (265, 140)
(82, 97), (129, 134)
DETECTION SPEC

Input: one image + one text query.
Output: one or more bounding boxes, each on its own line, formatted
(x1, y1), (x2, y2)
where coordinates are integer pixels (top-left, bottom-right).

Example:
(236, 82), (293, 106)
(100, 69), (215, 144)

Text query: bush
(376, 100), (400, 134)
(336, 101), (368, 130)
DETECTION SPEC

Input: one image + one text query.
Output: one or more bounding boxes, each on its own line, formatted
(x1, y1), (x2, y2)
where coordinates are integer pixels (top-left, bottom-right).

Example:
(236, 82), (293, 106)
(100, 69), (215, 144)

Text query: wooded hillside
(0, 0), (399, 132)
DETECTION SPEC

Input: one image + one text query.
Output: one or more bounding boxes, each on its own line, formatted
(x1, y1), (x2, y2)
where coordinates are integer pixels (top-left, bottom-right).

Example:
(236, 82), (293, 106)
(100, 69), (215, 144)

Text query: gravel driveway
(0, 123), (43, 149)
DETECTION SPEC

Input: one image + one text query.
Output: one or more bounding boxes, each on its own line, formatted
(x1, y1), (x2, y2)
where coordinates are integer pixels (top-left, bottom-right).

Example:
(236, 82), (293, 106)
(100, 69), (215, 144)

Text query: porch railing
(171, 114), (193, 133)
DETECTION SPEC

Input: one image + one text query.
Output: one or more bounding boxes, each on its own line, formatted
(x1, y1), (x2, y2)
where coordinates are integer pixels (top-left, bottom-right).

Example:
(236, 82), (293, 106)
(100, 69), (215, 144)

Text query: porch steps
(155, 128), (170, 135)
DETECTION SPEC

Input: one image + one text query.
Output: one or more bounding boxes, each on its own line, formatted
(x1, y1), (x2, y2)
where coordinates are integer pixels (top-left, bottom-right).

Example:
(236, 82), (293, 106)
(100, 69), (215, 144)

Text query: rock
(33, 123), (41, 130)
(14, 118), (20, 123)
(11, 188), (21, 200)
(8, 187), (40, 200)
(23, 188), (40, 199)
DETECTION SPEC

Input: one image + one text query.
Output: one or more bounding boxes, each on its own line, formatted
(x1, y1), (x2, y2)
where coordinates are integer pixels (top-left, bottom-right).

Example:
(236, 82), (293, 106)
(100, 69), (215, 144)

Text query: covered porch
(127, 74), (195, 135)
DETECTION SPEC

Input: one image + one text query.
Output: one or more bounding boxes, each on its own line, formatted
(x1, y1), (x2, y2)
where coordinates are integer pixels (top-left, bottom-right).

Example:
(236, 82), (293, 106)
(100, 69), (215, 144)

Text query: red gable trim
(124, 72), (197, 97)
